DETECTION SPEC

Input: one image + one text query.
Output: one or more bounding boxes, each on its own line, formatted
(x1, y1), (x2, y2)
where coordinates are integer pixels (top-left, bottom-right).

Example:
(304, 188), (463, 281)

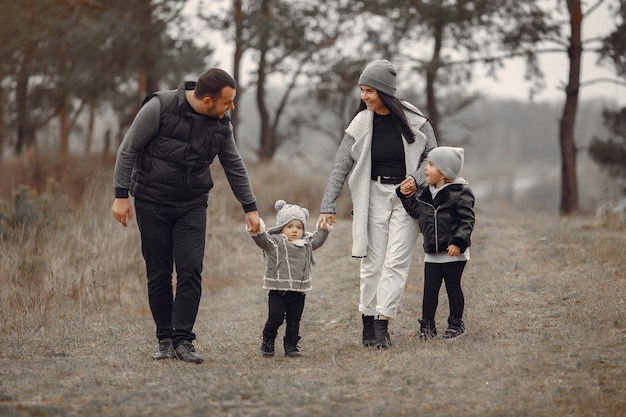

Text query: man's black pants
(135, 199), (207, 346)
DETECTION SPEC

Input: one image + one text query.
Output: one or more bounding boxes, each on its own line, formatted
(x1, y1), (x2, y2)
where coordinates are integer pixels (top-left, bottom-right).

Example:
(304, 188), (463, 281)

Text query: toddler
(249, 200), (330, 357)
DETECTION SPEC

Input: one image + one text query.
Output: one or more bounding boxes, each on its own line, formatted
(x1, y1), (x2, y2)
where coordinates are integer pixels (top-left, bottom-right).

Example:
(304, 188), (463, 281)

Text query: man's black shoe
(152, 338), (175, 360)
(174, 340), (204, 364)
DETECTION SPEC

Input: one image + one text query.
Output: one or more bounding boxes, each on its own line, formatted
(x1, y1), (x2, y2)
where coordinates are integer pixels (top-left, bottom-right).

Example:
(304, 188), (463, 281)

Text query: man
(112, 68), (261, 364)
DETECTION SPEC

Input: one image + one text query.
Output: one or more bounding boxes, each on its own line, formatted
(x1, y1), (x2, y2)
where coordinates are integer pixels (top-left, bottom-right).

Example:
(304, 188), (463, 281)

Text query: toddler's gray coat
(250, 225), (329, 292)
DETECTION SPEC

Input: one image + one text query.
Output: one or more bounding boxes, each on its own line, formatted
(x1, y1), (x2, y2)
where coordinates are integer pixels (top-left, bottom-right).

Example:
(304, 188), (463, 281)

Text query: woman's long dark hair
(354, 91), (427, 144)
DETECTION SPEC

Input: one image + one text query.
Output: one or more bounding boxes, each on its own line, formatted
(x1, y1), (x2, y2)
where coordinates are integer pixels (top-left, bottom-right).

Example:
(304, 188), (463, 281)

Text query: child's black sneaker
(442, 317), (466, 340)
(261, 335), (275, 357)
(284, 336), (301, 357)
(418, 319), (437, 341)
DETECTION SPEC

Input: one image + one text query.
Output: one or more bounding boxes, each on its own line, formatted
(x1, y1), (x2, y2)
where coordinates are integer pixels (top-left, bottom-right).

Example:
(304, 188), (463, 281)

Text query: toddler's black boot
(261, 333), (275, 357)
(284, 336), (301, 357)
(418, 319), (437, 341)
(443, 316), (466, 340)
(362, 315), (376, 347)
(373, 319), (392, 350)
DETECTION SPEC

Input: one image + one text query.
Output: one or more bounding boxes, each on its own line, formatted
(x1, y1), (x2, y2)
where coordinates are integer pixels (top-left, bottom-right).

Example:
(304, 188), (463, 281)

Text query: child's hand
(400, 177), (416, 197)
(317, 214), (335, 231)
(319, 223), (333, 232)
(447, 244), (460, 256)
(247, 218), (265, 235)
(245, 211), (261, 234)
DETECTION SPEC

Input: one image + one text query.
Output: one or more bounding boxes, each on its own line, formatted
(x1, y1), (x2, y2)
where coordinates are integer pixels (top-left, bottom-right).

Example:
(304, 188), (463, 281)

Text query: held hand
(400, 177), (416, 197)
(112, 198), (133, 227)
(447, 244), (460, 257)
(317, 213), (335, 231)
(318, 221), (329, 231)
(246, 211), (261, 234)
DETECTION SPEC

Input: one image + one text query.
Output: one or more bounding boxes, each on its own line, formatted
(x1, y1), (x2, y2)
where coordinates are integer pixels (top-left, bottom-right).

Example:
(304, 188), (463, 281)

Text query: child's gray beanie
(428, 147), (465, 179)
(358, 60), (397, 97)
(267, 200), (309, 235)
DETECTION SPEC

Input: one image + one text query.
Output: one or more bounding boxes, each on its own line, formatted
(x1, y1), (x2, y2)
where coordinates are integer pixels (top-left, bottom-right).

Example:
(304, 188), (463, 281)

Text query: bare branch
(583, 36), (606, 45)
(443, 47), (566, 67)
(580, 77), (626, 88)
(585, 0), (606, 18)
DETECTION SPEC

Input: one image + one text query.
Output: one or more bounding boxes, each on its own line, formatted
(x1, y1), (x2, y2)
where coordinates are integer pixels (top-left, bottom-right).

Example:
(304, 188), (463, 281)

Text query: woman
(317, 59), (437, 349)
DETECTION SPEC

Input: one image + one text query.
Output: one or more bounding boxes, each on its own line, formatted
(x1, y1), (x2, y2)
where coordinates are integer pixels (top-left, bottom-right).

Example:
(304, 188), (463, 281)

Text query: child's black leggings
(263, 290), (305, 341)
(422, 261), (467, 321)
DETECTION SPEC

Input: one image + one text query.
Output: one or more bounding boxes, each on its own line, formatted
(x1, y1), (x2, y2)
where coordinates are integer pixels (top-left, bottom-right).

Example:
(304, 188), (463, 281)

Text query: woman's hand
(317, 213), (335, 231)
(400, 177), (416, 197)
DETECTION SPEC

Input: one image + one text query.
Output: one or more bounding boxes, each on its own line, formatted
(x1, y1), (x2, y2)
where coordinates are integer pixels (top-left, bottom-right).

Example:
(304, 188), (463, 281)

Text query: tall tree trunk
(231, 0), (244, 142)
(137, 0), (154, 106)
(85, 102), (95, 154)
(256, 0), (273, 162)
(0, 69), (4, 156)
(559, 0), (582, 215)
(269, 61), (306, 153)
(426, 18), (443, 143)
(135, 68), (148, 115)
(103, 129), (112, 160)
(15, 62), (35, 154)
(59, 102), (70, 157)
(256, 50), (273, 162)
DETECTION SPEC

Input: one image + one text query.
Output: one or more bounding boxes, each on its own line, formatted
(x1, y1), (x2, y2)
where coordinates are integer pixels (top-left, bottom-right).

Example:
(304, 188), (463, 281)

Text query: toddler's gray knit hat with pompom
(267, 200), (309, 235)
(428, 146), (465, 180)
(358, 59), (397, 97)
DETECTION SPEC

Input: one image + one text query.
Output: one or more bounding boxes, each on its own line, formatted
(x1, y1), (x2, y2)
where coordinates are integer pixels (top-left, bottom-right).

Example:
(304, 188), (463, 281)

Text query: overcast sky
(185, 1), (625, 105)
(474, 4), (624, 104)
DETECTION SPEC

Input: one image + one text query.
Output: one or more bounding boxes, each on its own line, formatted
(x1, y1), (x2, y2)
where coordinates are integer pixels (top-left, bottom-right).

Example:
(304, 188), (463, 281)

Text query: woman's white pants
(359, 180), (420, 318)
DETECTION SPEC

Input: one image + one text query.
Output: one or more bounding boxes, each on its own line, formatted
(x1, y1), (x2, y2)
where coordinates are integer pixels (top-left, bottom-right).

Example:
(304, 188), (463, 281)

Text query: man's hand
(112, 198), (133, 227)
(245, 211), (261, 234)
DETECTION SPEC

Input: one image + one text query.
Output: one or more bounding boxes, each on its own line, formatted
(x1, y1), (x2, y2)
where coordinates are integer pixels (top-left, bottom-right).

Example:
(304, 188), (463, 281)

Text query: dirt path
(1, 214), (625, 417)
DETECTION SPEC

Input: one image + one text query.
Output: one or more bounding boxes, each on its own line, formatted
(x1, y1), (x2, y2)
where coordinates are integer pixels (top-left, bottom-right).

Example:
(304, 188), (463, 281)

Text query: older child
(249, 200), (330, 357)
(397, 147), (475, 340)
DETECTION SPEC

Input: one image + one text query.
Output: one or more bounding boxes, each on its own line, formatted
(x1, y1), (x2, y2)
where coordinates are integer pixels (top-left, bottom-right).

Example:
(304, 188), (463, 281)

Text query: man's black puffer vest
(130, 82), (231, 206)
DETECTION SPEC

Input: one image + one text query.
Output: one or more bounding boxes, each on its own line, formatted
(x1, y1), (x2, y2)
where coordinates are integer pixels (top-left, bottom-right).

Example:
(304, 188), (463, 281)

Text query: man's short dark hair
(195, 68), (237, 100)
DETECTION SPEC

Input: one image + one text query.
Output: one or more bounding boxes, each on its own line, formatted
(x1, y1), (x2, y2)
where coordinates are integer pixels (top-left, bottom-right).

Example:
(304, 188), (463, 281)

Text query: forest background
(1, 0), (626, 213)
(1, 1), (626, 416)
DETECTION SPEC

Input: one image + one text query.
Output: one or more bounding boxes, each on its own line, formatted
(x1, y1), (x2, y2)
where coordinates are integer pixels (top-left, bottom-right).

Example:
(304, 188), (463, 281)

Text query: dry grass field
(0, 156), (625, 416)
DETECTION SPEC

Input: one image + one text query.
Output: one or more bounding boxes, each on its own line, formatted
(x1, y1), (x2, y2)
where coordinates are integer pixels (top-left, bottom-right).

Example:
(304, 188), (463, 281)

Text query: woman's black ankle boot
(362, 315), (376, 346)
(373, 319), (392, 350)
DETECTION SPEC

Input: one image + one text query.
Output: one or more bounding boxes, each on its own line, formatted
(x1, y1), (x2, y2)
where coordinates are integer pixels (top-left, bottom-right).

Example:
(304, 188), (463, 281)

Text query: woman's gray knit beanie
(358, 59), (397, 97)
(428, 147), (465, 180)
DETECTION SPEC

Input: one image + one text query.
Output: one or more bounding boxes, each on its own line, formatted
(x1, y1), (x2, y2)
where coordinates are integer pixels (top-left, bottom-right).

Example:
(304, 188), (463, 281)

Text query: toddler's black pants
(263, 290), (306, 342)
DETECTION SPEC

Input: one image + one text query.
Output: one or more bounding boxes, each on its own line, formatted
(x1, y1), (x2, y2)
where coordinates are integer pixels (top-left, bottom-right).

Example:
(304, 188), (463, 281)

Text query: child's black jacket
(396, 183), (475, 254)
